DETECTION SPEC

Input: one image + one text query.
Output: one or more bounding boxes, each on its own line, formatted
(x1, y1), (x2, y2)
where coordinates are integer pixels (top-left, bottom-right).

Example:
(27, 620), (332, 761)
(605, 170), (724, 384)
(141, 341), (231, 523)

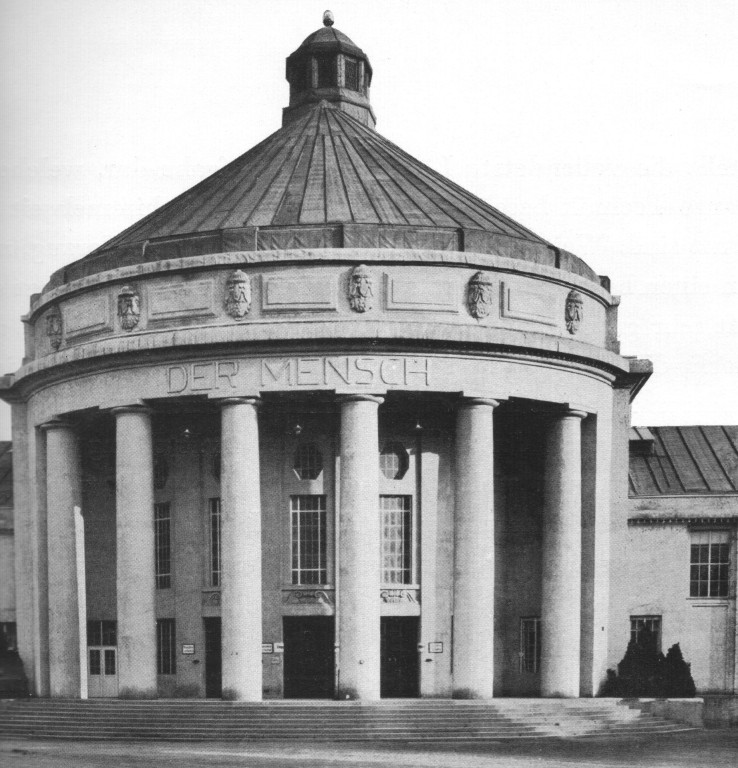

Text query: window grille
(345, 58), (360, 91)
(520, 617), (541, 673)
(690, 531), (730, 597)
(291, 495), (327, 585)
(293, 443), (323, 480)
(630, 615), (662, 650)
(154, 502), (171, 589)
(87, 620), (117, 646)
(380, 495), (412, 584)
(380, 442), (409, 480)
(209, 498), (221, 587)
(157, 618), (176, 675)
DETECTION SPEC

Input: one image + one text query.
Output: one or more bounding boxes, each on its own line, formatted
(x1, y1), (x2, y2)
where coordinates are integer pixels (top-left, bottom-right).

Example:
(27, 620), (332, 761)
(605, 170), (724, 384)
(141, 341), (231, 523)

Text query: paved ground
(1, 732), (737, 768)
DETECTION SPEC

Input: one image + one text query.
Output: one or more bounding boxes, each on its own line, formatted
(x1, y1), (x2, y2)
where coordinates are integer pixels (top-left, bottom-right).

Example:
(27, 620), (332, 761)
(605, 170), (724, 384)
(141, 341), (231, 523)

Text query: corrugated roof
(0, 442), (12, 507)
(629, 426), (738, 496)
(85, 102), (549, 258)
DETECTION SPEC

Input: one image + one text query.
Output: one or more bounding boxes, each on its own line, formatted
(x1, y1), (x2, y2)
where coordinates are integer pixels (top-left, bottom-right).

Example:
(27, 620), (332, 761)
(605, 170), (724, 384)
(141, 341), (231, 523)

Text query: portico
(29, 367), (602, 700)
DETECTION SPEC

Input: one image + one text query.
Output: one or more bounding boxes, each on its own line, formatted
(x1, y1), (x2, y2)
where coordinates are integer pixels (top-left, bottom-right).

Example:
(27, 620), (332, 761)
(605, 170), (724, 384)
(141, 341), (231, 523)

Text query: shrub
(600, 629), (696, 698)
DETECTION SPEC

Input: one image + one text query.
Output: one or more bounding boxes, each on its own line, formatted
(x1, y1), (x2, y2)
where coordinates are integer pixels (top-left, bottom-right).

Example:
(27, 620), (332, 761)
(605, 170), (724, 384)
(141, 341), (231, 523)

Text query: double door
(88, 646), (118, 697)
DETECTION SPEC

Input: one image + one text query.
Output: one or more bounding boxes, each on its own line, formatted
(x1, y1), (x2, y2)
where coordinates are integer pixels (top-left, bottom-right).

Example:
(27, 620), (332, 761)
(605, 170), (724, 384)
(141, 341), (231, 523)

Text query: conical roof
(89, 103), (547, 252)
(49, 17), (599, 289)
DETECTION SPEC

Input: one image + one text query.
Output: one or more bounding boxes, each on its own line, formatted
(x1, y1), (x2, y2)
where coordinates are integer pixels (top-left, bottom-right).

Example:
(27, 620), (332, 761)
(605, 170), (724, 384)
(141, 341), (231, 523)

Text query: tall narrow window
(380, 495), (412, 584)
(690, 531), (730, 597)
(209, 498), (221, 587)
(290, 495), (327, 585)
(157, 618), (176, 675)
(316, 55), (336, 87)
(154, 502), (171, 589)
(520, 617), (541, 673)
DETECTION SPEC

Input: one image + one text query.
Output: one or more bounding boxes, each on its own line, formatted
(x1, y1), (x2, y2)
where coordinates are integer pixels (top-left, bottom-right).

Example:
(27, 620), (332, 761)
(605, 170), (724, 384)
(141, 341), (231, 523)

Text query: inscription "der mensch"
(166, 356), (431, 394)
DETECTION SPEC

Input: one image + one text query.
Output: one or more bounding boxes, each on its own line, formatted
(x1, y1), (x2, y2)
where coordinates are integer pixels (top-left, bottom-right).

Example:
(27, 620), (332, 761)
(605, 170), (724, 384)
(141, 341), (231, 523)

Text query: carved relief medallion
(224, 269), (251, 318)
(348, 264), (374, 313)
(467, 271), (495, 319)
(46, 307), (63, 349)
(565, 289), (584, 334)
(117, 285), (141, 331)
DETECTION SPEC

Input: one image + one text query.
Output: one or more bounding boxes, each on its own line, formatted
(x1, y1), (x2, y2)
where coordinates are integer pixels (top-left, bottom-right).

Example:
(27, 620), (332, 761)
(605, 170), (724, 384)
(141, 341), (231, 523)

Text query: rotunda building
(1, 15), (651, 701)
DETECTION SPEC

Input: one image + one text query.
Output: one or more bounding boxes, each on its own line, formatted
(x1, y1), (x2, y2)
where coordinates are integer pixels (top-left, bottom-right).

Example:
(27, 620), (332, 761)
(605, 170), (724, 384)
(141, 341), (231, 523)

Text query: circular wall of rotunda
(1, 14), (650, 701)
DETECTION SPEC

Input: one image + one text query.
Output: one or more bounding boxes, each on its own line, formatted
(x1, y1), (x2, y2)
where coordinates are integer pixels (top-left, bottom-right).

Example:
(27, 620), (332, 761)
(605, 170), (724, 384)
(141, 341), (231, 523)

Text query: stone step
(0, 699), (698, 741)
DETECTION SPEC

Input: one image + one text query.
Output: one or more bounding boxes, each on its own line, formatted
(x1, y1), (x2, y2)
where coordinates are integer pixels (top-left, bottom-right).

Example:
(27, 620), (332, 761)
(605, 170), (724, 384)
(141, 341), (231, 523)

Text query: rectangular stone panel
(262, 276), (337, 312)
(149, 280), (216, 321)
(385, 275), (458, 313)
(500, 281), (558, 326)
(257, 226), (341, 251)
(64, 295), (112, 339)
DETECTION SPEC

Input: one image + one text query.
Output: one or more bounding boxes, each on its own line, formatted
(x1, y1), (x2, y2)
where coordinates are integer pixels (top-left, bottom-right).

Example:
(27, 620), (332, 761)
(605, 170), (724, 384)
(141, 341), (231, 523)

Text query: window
(380, 442), (409, 480)
(0, 622), (17, 652)
(291, 495), (327, 585)
(520, 617), (541, 673)
(154, 502), (171, 589)
(87, 620), (117, 646)
(157, 619), (176, 675)
(316, 55), (336, 87)
(293, 443), (323, 480)
(380, 495), (412, 584)
(630, 615), (661, 651)
(690, 531), (730, 597)
(209, 498), (221, 588)
(345, 58), (360, 91)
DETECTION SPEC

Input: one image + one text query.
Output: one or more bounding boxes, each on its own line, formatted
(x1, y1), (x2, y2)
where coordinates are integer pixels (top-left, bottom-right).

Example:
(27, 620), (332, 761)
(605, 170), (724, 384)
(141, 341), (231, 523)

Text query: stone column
(220, 397), (262, 701)
(42, 419), (82, 697)
(452, 398), (498, 698)
(113, 406), (157, 697)
(541, 409), (587, 697)
(337, 394), (383, 700)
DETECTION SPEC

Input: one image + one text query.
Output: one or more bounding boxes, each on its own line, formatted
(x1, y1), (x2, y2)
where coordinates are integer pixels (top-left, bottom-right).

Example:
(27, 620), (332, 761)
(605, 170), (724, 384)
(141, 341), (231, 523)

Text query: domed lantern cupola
(283, 10), (375, 128)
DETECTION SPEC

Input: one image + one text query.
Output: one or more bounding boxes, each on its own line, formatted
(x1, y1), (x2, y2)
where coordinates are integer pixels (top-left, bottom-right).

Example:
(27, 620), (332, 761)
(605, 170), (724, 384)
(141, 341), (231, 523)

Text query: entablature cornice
(2, 320), (627, 402)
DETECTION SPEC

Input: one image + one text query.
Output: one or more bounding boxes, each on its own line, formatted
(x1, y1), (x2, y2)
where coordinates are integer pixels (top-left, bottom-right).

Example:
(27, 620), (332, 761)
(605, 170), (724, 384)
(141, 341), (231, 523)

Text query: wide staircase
(0, 698), (696, 741)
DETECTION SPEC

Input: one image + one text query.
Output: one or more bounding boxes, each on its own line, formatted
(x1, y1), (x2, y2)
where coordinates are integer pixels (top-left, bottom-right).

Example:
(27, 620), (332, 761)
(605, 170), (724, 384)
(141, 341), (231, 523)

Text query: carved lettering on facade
(167, 361), (240, 393)
(348, 264), (374, 313)
(224, 269), (251, 319)
(117, 286), (141, 331)
(467, 271), (495, 319)
(565, 290), (584, 334)
(46, 307), (63, 350)
(166, 356), (431, 394)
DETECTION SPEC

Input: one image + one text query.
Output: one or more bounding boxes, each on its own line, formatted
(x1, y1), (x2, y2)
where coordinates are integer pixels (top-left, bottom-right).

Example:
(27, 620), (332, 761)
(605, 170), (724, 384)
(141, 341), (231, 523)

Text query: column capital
(337, 394), (384, 406)
(556, 407), (588, 420)
(110, 404), (152, 418)
(458, 397), (501, 410)
(39, 418), (75, 432)
(219, 396), (261, 408)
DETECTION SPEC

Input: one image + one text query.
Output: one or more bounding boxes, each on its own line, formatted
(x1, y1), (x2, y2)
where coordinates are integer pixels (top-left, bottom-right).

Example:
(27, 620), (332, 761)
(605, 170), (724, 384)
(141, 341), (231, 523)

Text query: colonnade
(41, 395), (586, 700)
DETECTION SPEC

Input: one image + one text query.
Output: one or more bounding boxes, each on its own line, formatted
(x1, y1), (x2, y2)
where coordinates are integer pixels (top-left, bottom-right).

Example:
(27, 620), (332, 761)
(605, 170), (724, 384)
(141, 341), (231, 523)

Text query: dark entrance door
(381, 616), (419, 698)
(203, 617), (222, 698)
(283, 616), (335, 698)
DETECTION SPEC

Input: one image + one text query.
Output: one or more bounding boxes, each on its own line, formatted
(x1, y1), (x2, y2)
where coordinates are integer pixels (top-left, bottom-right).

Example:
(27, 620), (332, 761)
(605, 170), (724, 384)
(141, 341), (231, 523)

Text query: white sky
(1, 0), (736, 440)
